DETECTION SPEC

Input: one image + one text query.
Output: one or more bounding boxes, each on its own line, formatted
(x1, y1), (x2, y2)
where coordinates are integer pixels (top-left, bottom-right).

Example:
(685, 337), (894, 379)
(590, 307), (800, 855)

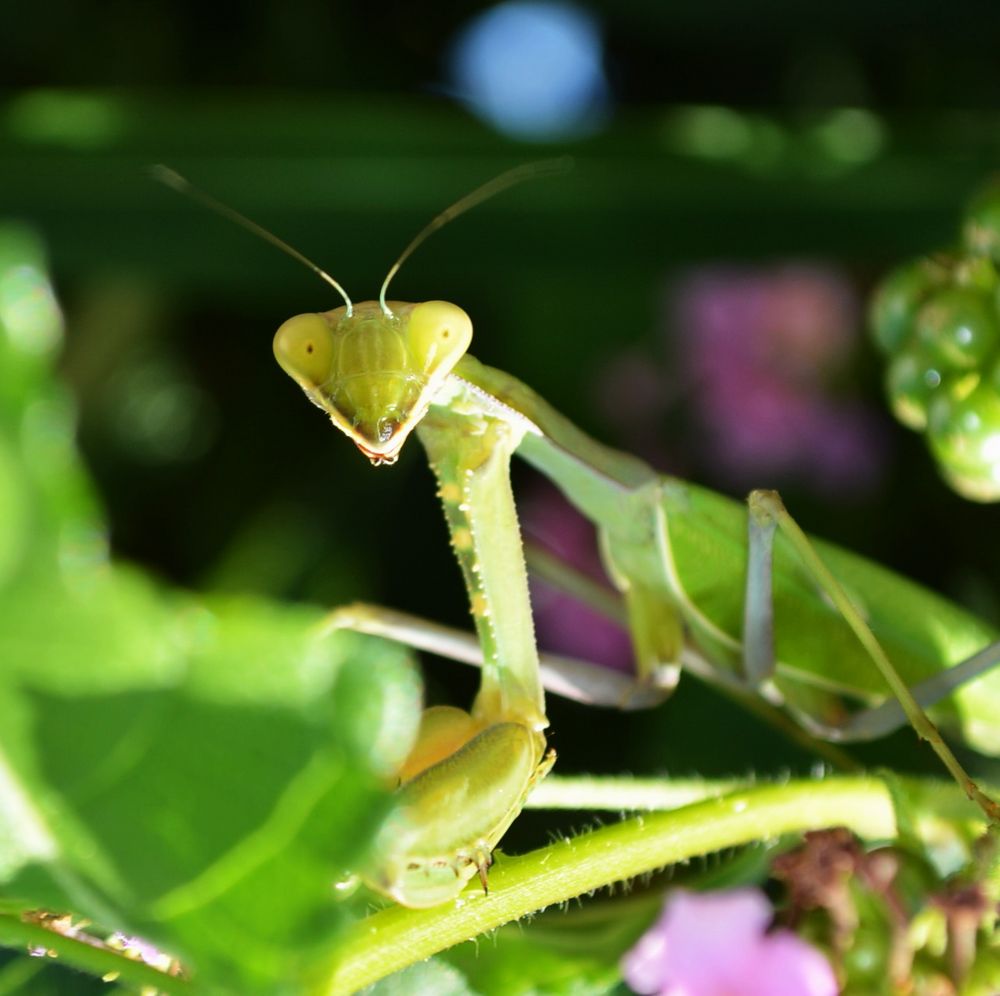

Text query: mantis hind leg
(829, 641), (1000, 741)
(744, 489), (1000, 824)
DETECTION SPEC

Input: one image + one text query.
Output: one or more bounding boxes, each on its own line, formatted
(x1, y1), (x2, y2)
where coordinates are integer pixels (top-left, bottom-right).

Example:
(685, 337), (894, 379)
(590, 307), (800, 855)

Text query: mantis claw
(476, 853), (492, 895)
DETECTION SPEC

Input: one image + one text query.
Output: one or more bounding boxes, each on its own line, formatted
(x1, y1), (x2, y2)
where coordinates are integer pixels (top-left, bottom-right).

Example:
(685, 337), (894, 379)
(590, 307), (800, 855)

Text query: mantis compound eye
(273, 313), (336, 387)
(407, 301), (473, 373)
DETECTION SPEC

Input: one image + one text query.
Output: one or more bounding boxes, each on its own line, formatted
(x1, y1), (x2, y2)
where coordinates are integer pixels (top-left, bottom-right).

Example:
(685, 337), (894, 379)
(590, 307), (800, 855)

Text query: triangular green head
(153, 159), (565, 464)
(272, 300), (473, 465)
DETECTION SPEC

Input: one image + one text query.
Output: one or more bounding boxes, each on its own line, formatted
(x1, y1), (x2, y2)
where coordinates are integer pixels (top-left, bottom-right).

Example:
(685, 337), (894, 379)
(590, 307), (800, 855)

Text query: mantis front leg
(417, 409), (546, 729)
(359, 404), (552, 908)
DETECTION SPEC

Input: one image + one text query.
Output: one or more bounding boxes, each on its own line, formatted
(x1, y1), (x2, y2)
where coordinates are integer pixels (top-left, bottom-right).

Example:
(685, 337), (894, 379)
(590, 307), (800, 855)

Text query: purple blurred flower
(674, 264), (885, 494)
(679, 266), (857, 382)
(521, 482), (634, 673)
(622, 888), (838, 996)
(676, 265), (881, 491)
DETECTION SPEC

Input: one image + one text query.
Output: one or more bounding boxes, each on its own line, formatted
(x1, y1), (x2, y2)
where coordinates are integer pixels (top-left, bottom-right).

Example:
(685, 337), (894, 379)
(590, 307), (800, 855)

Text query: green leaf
(440, 901), (645, 996)
(0, 226), (424, 992)
(368, 959), (480, 996)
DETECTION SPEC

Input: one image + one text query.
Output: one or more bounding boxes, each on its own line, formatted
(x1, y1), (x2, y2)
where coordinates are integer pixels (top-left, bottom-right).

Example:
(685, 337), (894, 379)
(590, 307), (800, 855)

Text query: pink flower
(521, 483), (634, 674)
(622, 888), (838, 996)
(671, 264), (885, 495)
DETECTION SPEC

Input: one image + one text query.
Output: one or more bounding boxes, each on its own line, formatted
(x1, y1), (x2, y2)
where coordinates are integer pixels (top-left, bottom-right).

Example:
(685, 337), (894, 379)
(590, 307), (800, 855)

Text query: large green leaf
(0, 224), (422, 992)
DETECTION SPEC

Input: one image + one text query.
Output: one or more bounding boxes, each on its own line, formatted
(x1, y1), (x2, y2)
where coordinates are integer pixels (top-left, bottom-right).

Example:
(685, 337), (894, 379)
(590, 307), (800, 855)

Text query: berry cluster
(870, 181), (1000, 501)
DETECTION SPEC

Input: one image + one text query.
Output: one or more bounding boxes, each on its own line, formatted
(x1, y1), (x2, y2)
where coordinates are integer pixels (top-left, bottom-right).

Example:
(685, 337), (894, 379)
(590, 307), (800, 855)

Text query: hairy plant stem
(316, 775), (908, 994)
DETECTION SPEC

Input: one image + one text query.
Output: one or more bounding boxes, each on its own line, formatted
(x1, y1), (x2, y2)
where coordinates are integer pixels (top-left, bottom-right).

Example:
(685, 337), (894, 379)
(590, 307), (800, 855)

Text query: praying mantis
(156, 162), (1000, 910)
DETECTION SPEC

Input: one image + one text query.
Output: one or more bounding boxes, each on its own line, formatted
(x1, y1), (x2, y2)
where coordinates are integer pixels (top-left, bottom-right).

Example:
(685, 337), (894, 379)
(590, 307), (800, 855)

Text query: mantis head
(273, 300), (472, 465)
(153, 159), (569, 464)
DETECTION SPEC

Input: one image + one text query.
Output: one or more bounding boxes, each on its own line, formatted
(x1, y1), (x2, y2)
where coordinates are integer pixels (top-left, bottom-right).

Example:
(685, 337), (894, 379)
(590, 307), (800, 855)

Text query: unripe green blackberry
(870, 181), (1000, 501)
(884, 347), (944, 432)
(927, 380), (1000, 501)
(915, 286), (998, 371)
(868, 257), (948, 356)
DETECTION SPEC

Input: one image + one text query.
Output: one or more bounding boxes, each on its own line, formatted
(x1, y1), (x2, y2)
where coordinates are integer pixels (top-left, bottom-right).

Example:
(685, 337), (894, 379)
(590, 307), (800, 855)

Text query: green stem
(316, 776), (898, 995)
(0, 916), (192, 994)
(525, 773), (745, 810)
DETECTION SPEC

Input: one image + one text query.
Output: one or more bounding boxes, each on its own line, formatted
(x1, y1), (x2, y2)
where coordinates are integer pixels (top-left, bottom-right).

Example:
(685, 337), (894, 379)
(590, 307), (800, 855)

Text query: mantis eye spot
(408, 301), (472, 372)
(273, 313), (335, 386)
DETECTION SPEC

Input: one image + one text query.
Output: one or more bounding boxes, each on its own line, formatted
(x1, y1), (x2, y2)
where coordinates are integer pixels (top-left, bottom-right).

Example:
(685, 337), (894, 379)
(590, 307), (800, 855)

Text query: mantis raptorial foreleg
(416, 408), (545, 728)
(352, 349), (553, 907)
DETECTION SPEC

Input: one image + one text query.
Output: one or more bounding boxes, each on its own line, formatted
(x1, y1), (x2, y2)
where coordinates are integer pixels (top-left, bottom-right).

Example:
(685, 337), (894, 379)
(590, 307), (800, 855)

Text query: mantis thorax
(273, 300), (473, 465)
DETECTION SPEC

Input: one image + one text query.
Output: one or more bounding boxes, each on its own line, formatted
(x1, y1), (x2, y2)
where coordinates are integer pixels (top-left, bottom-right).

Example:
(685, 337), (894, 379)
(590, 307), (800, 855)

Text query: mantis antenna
(378, 157), (573, 317)
(150, 165), (355, 316)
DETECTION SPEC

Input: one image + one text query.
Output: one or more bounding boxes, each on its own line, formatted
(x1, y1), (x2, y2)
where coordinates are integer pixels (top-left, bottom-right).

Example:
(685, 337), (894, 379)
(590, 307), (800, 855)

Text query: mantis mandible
(156, 163), (1000, 908)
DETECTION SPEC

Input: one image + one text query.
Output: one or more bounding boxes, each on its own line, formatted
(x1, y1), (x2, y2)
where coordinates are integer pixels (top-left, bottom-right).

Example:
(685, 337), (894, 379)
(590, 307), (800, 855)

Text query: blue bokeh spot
(448, 1), (610, 140)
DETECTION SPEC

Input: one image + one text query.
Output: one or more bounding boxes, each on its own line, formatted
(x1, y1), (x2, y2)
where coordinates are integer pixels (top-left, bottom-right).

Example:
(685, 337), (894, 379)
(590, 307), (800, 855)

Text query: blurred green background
(5, 0), (1000, 848)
